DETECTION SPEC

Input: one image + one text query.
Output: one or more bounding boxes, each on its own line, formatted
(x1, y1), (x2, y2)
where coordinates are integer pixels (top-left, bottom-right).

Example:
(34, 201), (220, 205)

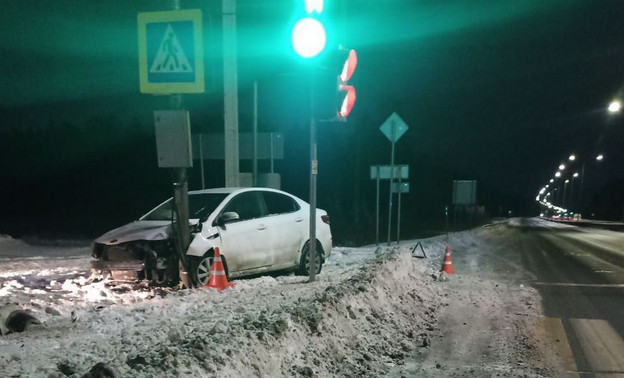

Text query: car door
(218, 191), (272, 271)
(261, 191), (306, 267)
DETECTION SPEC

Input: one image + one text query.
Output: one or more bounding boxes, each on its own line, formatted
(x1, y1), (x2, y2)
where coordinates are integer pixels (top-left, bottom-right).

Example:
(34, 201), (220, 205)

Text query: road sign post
(371, 165), (408, 245)
(138, 8), (205, 288)
(379, 112), (409, 245)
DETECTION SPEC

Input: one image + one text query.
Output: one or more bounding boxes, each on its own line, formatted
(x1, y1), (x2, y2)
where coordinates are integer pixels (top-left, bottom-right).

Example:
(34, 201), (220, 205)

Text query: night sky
(2, 0), (624, 243)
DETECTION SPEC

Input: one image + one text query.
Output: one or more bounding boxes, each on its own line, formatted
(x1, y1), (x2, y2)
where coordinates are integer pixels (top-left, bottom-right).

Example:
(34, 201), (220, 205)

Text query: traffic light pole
(309, 73), (318, 283)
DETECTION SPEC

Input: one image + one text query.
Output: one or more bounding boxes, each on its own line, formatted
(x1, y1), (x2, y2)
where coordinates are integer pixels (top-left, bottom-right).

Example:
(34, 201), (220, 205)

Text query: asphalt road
(482, 218), (624, 377)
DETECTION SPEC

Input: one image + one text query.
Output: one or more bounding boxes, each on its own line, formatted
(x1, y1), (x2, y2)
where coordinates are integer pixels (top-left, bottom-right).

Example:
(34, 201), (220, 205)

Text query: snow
(0, 226), (551, 377)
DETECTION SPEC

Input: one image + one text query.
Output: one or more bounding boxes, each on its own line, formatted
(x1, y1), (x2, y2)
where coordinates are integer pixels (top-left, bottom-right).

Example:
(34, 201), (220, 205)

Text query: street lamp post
(570, 172), (578, 210)
(578, 154), (603, 212)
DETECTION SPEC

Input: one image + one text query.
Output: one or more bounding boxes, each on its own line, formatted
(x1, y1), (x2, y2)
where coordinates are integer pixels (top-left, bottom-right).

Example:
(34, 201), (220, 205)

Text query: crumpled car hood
(94, 221), (173, 245)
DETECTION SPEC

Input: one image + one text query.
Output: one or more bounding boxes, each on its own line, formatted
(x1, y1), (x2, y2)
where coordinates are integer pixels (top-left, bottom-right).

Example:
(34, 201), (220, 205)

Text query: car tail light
(321, 214), (330, 225)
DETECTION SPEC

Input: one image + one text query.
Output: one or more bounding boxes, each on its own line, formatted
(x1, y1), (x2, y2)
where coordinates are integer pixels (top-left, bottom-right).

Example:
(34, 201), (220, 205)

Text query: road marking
(531, 317), (578, 375)
(533, 282), (624, 288)
(570, 318), (624, 373)
(566, 251), (591, 257)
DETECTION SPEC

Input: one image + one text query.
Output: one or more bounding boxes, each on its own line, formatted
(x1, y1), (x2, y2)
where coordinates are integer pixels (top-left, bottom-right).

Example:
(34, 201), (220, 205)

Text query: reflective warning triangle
(150, 24), (193, 74)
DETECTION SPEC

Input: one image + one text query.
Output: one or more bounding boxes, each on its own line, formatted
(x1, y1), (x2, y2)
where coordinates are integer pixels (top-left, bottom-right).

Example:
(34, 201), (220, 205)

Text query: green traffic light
(291, 17), (326, 58)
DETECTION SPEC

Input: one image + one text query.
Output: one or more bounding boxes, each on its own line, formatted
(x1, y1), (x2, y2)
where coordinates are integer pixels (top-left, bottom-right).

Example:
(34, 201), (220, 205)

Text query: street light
(608, 100), (621, 114)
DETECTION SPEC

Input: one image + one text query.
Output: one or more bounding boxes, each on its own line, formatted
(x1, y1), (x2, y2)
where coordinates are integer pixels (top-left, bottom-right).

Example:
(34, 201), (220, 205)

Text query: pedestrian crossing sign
(138, 9), (204, 94)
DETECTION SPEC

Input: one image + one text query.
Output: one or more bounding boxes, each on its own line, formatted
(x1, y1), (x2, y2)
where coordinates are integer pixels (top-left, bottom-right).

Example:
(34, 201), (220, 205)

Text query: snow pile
(0, 241), (444, 377)
(1, 224), (553, 377)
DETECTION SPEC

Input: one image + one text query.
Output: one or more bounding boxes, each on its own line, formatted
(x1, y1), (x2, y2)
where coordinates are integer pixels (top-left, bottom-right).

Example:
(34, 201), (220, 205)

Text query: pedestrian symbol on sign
(150, 24), (192, 74)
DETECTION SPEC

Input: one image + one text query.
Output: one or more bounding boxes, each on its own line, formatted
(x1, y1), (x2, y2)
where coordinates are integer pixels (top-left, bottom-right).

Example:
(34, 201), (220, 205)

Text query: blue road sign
(138, 9), (204, 94)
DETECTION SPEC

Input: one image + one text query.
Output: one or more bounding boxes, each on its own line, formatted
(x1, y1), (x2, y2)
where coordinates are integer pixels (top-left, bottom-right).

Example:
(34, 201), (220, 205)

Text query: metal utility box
(452, 180), (477, 205)
(154, 110), (192, 168)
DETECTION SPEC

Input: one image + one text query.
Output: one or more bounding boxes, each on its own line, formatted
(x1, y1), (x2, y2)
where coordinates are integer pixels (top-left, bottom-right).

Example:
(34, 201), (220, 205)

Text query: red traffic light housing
(337, 49), (357, 120)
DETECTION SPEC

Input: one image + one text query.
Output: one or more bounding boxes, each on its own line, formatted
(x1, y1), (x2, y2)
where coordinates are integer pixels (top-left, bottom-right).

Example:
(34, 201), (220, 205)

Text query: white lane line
(532, 317), (578, 374)
(569, 318), (624, 373)
(533, 282), (624, 288)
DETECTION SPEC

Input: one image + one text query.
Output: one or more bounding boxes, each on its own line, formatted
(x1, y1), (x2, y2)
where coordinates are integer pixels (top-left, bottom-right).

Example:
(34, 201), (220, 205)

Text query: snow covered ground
(0, 224), (553, 377)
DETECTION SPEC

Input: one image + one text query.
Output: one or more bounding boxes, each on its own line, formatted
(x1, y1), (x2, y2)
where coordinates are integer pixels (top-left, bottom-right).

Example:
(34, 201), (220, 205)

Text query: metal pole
(376, 167), (380, 246)
(569, 178), (575, 210)
(165, 0), (191, 289)
(199, 134), (205, 189)
(270, 132), (275, 173)
(309, 74), (317, 283)
(445, 205), (449, 244)
(396, 168), (402, 245)
(387, 138), (395, 246)
(223, 0), (240, 187)
(579, 162), (586, 208)
(253, 81), (258, 187)
(173, 168), (190, 287)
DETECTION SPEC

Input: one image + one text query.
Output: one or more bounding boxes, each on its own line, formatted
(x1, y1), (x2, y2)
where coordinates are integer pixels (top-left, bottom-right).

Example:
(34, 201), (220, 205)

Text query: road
(391, 218), (624, 377)
(475, 218), (624, 377)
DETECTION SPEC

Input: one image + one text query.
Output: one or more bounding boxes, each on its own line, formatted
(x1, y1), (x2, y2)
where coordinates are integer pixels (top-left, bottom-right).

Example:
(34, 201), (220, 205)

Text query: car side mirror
(216, 211), (240, 227)
(190, 222), (203, 233)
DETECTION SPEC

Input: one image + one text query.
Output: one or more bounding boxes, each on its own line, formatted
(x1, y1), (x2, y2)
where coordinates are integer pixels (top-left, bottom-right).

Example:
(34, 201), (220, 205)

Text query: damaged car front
(90, 218), (178, 284)
(91, 192), (228, 285)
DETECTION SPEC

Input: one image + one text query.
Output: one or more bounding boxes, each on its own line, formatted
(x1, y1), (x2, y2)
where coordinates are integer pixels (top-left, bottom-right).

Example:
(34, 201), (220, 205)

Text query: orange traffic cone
(440, 245), (454, 274)
(204, 247), (234, 291)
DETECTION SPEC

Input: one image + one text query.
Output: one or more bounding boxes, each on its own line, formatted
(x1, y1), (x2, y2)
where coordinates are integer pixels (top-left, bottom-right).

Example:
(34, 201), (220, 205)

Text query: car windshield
(141, 193), (229, 221)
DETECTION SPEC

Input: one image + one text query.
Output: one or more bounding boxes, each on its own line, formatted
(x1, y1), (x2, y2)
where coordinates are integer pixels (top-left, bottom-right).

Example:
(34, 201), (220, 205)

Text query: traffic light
(337, 48), (357, 120)
(291, 0), (326, 59)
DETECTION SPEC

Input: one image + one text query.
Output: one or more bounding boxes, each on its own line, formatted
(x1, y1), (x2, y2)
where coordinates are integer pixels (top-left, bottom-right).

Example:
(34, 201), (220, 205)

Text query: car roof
(188, 187), (285, 196)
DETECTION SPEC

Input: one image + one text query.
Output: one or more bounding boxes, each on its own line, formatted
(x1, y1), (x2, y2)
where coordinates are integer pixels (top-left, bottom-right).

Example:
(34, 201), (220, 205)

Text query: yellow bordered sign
(137, 9), (204, 94)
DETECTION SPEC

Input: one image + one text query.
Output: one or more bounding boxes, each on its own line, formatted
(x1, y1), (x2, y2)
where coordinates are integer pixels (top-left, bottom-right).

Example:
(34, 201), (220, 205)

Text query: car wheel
(190, 255), (213, 287)
(190, 253), (230, 287)
(297, 242), (323, 276)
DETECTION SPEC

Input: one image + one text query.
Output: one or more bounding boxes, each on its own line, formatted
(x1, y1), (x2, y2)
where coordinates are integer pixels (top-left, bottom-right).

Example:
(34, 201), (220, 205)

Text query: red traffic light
(339, 49), (357, 82)
(337, 49), (357, 119)
(338, 84), (355, 118)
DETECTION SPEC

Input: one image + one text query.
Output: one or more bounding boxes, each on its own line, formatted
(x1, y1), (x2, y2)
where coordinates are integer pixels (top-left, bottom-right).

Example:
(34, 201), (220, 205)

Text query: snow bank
(0, 240), (444, 377)
(1, 223), (551, 377)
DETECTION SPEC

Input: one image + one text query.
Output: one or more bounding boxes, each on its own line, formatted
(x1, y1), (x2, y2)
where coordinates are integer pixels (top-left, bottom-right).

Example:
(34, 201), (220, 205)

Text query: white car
(91, 187), (332, 286)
